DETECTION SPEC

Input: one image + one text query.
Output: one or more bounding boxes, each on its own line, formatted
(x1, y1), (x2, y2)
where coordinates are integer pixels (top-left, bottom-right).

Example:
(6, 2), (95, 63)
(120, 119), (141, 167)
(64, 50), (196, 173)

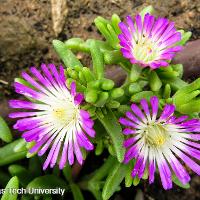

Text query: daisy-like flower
(118, 14), (182, 69)
(9, 64), (95, 170)
(119, 96), (200, 189)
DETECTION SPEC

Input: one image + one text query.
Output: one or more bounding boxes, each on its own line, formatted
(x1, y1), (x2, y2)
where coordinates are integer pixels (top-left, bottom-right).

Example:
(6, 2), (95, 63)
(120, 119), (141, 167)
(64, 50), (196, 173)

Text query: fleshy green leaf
(1, 176), (19, 200)
(97, 109), (125, 163)
(95, 92), (109, 107)
(65, 38), (90, 53)
(173, 78), (200, 114)
(125, 161), (134, 187)
(149, 71), (162, 92)
(129, 65), (142, 83)
(128, 83), (142, 94)
(102, 163), (127, 200)
(8, 165), (33, 187)
(176, 30), (192, 46)
(0, 116), (12, 143)
(171, 64), (183, 78)
(90, 40), (104, 79)
(53, 40), (83, 68)
(111, 14), (121, 35)
(163, 84), (171, 99)
(131, 91), (154, 102)
(0, 139), (27, 166)
(26, 175), (68, 190)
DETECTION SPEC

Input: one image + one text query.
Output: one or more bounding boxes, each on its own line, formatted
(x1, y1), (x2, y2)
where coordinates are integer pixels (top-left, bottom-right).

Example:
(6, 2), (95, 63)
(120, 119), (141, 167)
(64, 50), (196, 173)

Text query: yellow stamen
(145, 124), (168, 147)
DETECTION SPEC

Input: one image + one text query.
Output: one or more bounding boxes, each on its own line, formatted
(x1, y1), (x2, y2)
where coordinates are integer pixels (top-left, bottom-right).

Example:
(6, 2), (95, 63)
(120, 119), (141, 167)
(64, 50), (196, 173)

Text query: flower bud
(101, 79), (115, 90)
(110, 88), (124, 99)
(85, 90), (98, 103)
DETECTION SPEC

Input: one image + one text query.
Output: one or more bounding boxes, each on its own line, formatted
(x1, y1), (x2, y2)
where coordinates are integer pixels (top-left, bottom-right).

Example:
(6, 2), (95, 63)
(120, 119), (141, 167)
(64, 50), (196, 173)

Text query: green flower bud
(66, 78), (74, 87)
(149, 71), (162, 92)
(85, 90), (98, 103)
(87, 80), (101, 89)
(110, 88), (124, 99)
(101, 79), (115, 90)
(67, 68), (78, 80)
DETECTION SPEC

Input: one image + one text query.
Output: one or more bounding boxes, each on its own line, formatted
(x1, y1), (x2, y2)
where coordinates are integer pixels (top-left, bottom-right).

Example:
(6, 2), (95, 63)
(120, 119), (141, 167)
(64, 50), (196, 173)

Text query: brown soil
(0, 0), (200, 199)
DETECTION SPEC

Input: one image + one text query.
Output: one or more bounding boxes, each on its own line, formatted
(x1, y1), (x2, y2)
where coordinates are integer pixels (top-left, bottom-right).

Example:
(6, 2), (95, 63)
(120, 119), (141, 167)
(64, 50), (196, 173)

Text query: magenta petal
(68, 140), (74, 165)
(74, 93), (84, 105)
(70, 82), (76, 97)
(159, 104), (175, 121)
(149, 160), (156, 184)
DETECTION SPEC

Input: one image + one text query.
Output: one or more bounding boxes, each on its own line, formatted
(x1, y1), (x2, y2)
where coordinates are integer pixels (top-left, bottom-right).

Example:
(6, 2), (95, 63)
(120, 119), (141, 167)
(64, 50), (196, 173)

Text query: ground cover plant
(0, 4), (200, 200)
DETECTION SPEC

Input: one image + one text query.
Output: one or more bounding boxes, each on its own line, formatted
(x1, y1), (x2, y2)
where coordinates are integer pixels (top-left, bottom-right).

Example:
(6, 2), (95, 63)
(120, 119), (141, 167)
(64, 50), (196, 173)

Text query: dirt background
(0, 0), (200, 199)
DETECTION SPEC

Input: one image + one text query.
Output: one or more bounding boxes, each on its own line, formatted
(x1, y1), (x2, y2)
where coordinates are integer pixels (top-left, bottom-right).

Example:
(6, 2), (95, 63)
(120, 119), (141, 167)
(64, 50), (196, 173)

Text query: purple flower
(118, 14), (182, 69)
(119, 96), (200, 189)
(9, 64), (95, 170)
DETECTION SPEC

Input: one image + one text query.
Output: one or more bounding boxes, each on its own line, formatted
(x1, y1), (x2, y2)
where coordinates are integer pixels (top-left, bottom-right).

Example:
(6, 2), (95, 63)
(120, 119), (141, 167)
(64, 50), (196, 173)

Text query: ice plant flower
(9, 64), (95, 170)
(119, 96), (200, 189)
(118, 14), (182, 69)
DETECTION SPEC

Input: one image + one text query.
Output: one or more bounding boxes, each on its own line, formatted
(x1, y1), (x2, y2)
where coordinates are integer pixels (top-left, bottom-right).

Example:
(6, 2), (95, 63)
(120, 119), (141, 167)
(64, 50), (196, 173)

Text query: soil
(0, 0), (200, 199)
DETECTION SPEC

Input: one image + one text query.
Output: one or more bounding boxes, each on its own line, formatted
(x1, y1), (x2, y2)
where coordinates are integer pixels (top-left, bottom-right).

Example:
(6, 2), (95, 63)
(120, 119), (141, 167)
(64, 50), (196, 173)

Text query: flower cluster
(8, 10), (200, 192)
